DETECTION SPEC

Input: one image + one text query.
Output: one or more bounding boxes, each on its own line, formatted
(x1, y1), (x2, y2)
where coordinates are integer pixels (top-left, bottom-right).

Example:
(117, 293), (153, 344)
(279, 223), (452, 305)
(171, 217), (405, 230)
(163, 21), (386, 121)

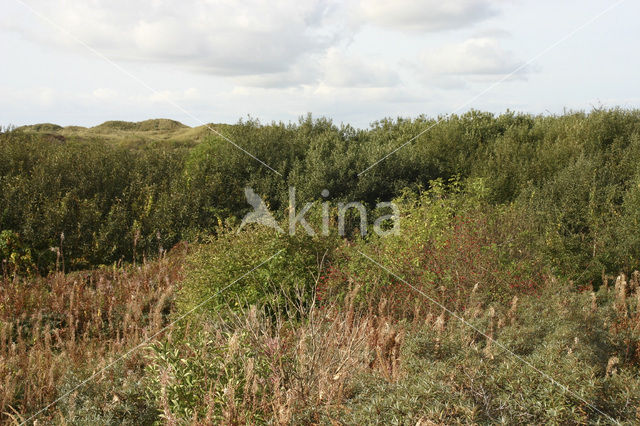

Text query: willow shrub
(318, 179), (544, 315)
(175, 216), (341, 321)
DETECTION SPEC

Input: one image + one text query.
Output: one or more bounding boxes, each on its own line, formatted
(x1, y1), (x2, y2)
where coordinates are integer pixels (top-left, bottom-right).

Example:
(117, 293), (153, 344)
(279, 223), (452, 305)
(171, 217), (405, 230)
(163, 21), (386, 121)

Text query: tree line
(2, 109), (640, 284)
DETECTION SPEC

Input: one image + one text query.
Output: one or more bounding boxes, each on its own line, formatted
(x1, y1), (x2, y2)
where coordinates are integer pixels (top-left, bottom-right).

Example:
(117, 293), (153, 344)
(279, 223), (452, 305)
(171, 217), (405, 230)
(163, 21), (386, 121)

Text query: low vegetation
(15, 118), (215, 147)
(2, 109), (640, 423)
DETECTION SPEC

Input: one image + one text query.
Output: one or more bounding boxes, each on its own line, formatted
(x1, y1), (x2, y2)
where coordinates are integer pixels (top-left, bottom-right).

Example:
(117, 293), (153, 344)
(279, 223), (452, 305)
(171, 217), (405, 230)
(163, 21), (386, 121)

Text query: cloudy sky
(1, 0), (639, 128)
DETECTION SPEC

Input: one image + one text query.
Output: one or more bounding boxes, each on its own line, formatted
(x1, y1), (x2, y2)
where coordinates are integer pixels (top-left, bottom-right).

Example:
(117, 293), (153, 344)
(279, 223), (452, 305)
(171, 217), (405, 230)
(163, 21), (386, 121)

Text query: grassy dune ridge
(16, 119), (224, 147)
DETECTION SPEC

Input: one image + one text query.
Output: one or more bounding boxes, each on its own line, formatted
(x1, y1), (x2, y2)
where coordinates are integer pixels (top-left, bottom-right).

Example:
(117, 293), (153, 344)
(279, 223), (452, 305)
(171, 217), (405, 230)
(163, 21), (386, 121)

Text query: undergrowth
(2, 181), (640, 424)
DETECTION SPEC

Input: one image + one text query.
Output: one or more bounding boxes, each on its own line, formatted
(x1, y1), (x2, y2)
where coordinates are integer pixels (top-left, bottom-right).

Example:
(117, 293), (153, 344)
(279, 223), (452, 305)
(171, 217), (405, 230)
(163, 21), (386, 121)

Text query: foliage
(176, 218), (339, 319)
(338, 280), (640, 424)
(144, 324), (272, 423)
(0, 230), (35, 276)
(6, 108), (640, 423)
(4, 188), (640, 424)
(5, 109), (640, 285)
(319, 179), (544, 313)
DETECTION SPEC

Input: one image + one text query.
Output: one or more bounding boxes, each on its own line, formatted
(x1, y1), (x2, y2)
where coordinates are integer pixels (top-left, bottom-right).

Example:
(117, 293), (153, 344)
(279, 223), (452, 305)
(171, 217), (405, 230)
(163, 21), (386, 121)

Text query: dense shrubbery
(146, 188), (640, 423)
(0, 131), (189, 271)
(318, 179), (545, 314)
(4, 109), (640, 423)
(3, 179), (640, 423)
(3, 109), (640, 284)
(176, 222), (339, 319)
(126, 182), (638, 424)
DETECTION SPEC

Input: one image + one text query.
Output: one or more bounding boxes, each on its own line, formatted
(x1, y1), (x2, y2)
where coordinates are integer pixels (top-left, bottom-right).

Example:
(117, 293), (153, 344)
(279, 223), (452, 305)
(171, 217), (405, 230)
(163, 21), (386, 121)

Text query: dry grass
(3, 247), (640, 423)
(146, 282), (409, 424)
(0, 244), (187, 423)
(608, 273), (640, 364)
(192, 273), (640, 423)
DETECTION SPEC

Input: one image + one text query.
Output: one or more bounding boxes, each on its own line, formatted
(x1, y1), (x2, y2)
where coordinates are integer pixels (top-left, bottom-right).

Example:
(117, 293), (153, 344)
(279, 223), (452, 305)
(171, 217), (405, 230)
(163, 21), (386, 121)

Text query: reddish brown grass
(0, 244), (187, 423)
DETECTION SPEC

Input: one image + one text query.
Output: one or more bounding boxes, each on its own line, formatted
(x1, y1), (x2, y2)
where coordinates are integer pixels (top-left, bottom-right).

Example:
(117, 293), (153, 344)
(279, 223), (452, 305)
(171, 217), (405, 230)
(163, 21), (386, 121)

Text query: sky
(1, 0), (639, 129)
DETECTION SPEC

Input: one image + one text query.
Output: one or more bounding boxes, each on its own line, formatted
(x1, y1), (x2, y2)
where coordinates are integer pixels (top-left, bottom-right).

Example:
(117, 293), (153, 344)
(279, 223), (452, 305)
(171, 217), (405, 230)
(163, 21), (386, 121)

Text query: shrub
(145, 323), (272, 423)
(176, 220), (340, 320)
(0, 230), (35, 276)
(319, 180), (544, 315)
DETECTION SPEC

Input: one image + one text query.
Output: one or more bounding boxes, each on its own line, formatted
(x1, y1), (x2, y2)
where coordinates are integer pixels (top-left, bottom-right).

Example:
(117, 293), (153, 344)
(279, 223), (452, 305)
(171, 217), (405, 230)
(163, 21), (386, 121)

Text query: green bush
(0, 230), (35, 276)
(4, 109), (640, 284)
(55, 363), (158, 425)
(145, 326), (272, 423)
(176, 220), (339, 319)
(319, 179), (543, 313)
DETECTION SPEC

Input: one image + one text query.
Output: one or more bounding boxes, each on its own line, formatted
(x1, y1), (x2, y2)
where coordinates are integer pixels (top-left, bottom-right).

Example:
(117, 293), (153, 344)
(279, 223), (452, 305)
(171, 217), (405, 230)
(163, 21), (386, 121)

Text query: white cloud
(423, 36), (526, 76)
(232, 60), (321, 89)
(357, 0), (498, 32)
(147, 88), (202, 104)
(6, 0), (511, 90)
(321, 48), (400, 88)
(3, 0), (521, 94)
(7, 0), (349, 78)
(92, 88), (118, 100)
(233, 48), (400, 89)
